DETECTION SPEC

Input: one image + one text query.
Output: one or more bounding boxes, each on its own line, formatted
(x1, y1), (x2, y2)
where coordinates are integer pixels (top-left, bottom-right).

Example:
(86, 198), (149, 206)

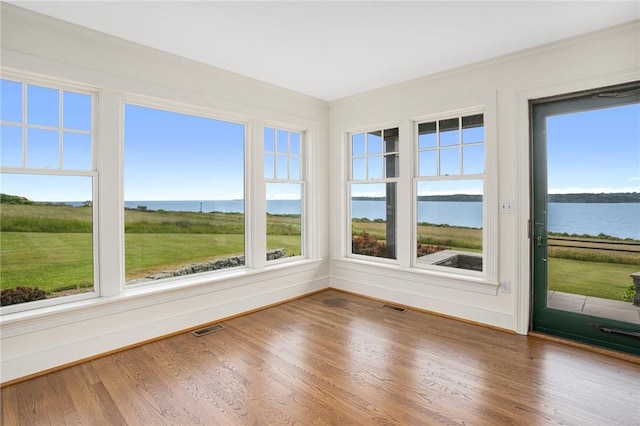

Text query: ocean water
(121, 199), (640, 240)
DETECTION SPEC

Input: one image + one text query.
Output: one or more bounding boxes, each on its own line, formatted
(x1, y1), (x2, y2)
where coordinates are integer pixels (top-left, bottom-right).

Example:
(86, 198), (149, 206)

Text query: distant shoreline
(353, 192), (640, 203)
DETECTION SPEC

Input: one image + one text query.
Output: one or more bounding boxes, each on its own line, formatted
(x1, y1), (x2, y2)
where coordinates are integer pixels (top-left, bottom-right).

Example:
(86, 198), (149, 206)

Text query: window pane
(352, 133), (365, 156)
(384, 128), (399, 153)
(439, 118), (459, 146)
(416, 179), (483, 272)
(63, 91), (92, 131)
(266, 182), (302, 260)
(290, 132), (300, 155)
(462, 114), (484, 144)
(276, 129), (288, 154)
(463, 145), (484, 175)
(352, 157), (365, 180)
(351, 182), (396, 259)
(1, 125), (22, 167)
(367, 131), (382, 154)
(27, 128), (58, 169)
(264, 127), (275, 152)
(27, 84), (59, 127)
(383, 128), (399, 178)
(0, 173), (94, 305)
(368, 155), (382, 179)
(419, 150), (437, 176)
(1, 79), (22, 123)
(418, 122), (436, 148)
(123, 104), (245, 284)
(440, 147), (460, 175)
(63, 132), (92, 170)
(384, 153), (399, 178)
(276, 154), (288, 179)
(264, 154), (275, 179)
(289, 156), (300, 180)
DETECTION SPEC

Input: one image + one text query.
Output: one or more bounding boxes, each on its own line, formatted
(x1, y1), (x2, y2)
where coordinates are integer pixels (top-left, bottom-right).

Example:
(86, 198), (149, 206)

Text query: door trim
(515, 70), (640, 335)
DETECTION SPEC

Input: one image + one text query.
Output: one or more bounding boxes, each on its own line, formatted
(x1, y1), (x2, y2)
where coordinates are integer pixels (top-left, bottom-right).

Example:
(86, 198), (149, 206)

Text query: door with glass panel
(531, 82), (640, 354)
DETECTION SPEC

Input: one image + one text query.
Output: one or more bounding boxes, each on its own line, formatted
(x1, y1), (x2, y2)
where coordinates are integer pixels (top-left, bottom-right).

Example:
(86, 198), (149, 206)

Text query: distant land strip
(352, 192), (640, 203)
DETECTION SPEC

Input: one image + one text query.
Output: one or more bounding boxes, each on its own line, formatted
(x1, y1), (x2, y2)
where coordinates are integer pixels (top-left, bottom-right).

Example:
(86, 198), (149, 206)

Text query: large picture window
(264, 126), (304, 260)
(0, 78), (96, 309)
(123, 103), (245, 284)
(349, 127), (399, 259)
(415, 113), (485, 273)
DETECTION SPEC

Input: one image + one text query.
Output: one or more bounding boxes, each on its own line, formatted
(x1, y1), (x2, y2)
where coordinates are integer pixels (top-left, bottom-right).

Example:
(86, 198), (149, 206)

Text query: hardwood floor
(2, 289), (639, 425)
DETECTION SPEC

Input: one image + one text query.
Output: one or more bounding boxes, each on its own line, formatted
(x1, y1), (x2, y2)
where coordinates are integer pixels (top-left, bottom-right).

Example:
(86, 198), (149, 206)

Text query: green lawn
(1, 203), (303, 293)
(1, 202), (638, 301)
(1, 232), (303, 292)
(548, 258), (638, 300)
(125, 233), (245, 279)
(1, 232), (93, 292)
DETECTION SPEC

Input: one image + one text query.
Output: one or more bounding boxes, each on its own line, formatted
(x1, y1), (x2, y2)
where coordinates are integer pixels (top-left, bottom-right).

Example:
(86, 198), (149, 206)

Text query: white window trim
(0, 71), (101, 314)
(263, 124), (308, 264)
(1, 54), (322, 317)
(411, 106), (495, 282)
(120, 94), (252, 287)
(346, 123), (402, 262)
(337, 92), (498, 292)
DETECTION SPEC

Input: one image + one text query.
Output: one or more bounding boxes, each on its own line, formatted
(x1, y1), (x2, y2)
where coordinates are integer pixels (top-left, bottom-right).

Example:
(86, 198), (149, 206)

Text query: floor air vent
(192, 324), (225, 337)
(382, 304), (407, 313)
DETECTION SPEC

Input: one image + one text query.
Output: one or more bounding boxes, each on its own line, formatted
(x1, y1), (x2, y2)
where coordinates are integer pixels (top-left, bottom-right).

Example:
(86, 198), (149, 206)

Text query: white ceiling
(8, 1), (640, 101)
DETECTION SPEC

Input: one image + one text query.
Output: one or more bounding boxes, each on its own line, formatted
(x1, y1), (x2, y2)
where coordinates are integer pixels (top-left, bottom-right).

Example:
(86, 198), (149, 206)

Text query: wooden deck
(2, 289), (639, 425)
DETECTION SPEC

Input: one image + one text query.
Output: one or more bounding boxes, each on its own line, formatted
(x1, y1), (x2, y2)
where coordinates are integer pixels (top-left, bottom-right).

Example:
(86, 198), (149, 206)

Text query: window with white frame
(349, 127), (399, 259)
(123, 102), (246, 284)
(0, 77), (96, 309)
(264, 126), (305, 260)
(415, 113), (485, 273)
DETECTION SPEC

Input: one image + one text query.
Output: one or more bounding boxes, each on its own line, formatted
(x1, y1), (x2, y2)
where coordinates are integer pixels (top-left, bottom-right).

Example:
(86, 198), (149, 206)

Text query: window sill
(0, 258), (324, 337)
(332, 257), (499, 295)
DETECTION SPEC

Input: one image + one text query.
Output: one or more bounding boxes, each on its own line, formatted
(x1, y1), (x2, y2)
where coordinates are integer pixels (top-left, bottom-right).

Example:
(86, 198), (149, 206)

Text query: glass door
(531, 82), (640, 355)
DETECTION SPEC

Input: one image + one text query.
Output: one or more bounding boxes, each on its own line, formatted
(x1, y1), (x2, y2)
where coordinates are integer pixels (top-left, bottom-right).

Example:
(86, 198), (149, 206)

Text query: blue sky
(1, 79), (639, 201)
(547, 103), (640, 194)
(124, 104), (245, 201)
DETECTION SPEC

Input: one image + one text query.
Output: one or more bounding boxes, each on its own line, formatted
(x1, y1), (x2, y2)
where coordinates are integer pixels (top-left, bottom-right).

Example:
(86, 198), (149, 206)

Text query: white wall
(329, 20), (640, 333)
(0, 5), (330, 383)
(1, 4), (638, 384)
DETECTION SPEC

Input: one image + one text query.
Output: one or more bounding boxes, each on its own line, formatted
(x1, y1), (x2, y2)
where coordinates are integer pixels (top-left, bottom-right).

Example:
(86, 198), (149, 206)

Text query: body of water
(121, 200), (640, 240)
(124, 200), (300, 215)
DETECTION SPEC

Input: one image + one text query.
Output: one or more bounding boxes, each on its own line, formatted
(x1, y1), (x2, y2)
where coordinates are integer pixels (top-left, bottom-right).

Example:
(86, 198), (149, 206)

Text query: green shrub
(417, 243), (450, 256)
(0, 193), (34, 205)
(1, 286), (47, 306)
(352, 231), (393, 258)
(622, 284), (635, 302)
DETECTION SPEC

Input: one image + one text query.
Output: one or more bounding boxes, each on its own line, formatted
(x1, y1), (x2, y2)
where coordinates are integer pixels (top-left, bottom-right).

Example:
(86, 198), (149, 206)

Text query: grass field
(2, 203), (639, 301)
(352, 219), (639, 301)
(1, 203), (302, 293)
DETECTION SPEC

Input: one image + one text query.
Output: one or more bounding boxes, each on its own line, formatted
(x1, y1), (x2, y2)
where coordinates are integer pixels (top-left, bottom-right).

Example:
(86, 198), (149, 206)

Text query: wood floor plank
(2, 289), (639, 425)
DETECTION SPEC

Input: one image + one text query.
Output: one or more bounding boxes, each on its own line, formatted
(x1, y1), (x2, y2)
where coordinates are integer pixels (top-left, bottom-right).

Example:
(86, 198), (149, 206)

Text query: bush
(417, 243), (450, 257)
(352, 231), (393, 258)
(622, 284), (635, 302)
(1, 286), (47, 306)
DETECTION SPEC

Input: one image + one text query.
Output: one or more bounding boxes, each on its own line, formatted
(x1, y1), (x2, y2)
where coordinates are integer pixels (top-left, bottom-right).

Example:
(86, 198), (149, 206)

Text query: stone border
(631, 272), (640, 306)
(127, 249), (286, 285)
(417, 250), (483, 271)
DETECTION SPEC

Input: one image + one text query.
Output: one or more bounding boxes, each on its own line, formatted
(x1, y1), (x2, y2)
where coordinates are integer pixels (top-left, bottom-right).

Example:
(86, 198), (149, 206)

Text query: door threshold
(529, 331), (640, 365)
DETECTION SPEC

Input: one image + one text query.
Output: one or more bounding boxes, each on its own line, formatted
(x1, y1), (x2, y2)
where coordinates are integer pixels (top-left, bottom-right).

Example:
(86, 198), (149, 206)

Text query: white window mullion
(58, 88), (64, 169)
(21, 83), (27, 168)
(458, 116), (464, 175)
(99, 90), (123, 296)
(397, 119), (412, 268)
(251, 119), (267, 269)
